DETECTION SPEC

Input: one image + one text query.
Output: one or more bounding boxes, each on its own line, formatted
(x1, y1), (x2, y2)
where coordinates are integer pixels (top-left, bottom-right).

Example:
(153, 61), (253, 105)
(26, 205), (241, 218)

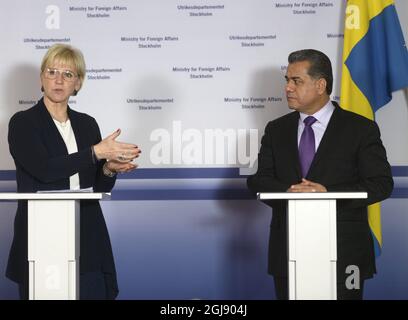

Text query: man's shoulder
(335, 105), (376, 128)
(266, 111), (298, 129)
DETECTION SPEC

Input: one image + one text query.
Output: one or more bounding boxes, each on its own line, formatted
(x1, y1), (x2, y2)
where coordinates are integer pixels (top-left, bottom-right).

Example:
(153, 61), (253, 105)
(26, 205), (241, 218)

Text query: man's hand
(287, 178), (327, 193)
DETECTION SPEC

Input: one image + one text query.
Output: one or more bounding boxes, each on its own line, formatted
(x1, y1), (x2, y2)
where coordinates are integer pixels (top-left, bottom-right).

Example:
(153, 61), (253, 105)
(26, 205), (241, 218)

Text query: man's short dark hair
(288, 49), (333, 95)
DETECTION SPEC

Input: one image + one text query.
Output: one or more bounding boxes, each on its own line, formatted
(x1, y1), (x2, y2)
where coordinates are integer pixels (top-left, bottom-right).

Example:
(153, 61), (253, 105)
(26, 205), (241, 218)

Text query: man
(247, 49), (393, 300)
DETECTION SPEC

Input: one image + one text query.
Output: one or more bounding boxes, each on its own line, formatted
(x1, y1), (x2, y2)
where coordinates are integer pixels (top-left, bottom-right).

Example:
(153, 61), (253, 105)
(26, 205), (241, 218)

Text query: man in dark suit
(247, 49), (393, 300)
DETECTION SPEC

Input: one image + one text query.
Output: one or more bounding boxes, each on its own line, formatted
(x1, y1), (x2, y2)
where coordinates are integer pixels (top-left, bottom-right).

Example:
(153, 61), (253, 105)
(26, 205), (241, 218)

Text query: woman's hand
(93, 129), (141, 162)
(105, 160), (138, 174)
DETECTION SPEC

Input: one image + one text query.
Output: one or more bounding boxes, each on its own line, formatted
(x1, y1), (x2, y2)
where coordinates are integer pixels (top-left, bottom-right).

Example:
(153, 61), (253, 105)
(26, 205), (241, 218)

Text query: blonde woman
(6, 44), (140, 299)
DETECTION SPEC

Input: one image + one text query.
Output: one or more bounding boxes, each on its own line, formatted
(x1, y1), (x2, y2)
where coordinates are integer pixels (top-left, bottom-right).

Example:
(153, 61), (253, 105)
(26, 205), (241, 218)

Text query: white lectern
(258, 192), (367, 300)
(0, 192), (110, 300)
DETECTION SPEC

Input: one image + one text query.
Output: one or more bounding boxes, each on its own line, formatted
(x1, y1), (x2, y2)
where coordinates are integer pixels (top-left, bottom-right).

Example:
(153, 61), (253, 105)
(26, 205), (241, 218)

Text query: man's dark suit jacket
(247, 101), (393, 283)
(6, 98), (118, 298)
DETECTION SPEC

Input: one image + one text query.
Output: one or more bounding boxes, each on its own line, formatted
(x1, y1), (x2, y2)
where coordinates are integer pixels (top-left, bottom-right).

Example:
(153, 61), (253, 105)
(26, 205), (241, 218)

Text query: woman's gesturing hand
(93, 129), (141, 162)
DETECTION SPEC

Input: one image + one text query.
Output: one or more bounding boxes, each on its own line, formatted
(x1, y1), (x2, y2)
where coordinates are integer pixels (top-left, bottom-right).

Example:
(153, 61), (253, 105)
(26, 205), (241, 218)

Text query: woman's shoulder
(68, 107), (97, 124)
(9, 103), (41, 127)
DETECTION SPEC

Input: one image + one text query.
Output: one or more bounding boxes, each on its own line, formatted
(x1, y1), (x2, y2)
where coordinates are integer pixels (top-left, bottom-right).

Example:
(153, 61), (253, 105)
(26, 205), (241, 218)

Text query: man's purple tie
(299, 116), (317, 177)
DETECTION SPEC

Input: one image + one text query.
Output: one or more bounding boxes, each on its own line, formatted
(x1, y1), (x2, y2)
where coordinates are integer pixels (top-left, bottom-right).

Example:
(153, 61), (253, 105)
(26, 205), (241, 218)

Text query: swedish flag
(341, 0), (408, 255)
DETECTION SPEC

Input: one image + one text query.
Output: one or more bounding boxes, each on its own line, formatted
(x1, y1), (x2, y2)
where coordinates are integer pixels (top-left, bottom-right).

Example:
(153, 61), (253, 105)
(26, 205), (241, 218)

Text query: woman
(6, 43), (140, 299)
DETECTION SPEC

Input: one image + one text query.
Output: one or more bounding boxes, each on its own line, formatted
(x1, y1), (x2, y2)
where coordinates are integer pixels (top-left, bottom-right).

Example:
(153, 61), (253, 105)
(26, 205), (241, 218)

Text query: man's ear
(317, 78), (327, 95)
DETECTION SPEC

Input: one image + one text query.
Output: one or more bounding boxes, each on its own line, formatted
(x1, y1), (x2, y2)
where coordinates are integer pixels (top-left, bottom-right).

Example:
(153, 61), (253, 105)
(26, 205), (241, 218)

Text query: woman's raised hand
(93, 129), (141, 162)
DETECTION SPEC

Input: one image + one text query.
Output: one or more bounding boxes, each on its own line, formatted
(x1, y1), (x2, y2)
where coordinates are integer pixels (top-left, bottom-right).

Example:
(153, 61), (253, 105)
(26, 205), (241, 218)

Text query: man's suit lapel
(287, 112), (302, 179)
(307, 104), (342, 179)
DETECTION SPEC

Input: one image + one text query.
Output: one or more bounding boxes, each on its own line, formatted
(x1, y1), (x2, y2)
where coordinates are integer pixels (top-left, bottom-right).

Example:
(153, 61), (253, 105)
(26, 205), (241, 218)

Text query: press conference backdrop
(0, 1), (407, 299)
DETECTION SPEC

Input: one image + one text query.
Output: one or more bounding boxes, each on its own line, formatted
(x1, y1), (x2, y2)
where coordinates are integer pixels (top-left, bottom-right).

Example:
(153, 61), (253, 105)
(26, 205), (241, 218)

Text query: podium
(0, 192), (110, 300)
(257, 192), (367, 300)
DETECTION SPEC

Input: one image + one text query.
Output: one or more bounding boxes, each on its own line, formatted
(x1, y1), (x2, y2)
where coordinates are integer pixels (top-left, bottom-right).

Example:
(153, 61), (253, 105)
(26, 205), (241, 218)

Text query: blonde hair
(41, 43), (86, 92)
